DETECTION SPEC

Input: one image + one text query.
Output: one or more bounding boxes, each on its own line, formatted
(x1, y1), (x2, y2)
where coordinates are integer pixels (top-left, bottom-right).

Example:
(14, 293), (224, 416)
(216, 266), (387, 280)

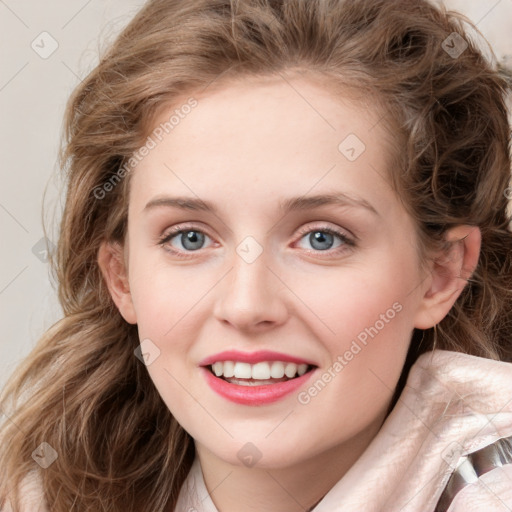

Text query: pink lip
(198, 350), (316, 367)
(201, 366), (317, 405)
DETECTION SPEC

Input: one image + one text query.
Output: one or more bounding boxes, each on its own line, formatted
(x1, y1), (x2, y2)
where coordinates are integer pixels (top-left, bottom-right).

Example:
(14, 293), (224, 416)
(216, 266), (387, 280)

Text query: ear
(413, 225), (481, 329)
(97, 241), (137, 324)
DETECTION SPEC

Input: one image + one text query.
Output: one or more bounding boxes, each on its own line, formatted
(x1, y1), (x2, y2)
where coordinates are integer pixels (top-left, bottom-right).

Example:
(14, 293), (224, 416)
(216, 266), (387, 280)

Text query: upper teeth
(211, 361), (309, 379)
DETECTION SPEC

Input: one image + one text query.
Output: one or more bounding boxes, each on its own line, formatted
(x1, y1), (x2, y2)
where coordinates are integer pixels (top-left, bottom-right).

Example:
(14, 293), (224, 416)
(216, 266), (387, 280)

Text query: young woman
(1, 0), (511, 511)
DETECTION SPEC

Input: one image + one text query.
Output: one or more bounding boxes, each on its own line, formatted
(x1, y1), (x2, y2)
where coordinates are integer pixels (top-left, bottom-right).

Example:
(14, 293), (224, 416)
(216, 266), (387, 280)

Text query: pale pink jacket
(5, 350), (512, 511)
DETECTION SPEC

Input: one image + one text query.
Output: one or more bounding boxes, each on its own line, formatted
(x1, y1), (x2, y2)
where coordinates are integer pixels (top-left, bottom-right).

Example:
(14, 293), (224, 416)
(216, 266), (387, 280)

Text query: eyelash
(157, 223), (355, 259)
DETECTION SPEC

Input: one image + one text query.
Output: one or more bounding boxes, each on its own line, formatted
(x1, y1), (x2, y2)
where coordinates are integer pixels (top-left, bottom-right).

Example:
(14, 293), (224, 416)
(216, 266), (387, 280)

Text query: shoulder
(2, 471), (48, 512)
(411, 349), (512, 378)
(407, 349), (512, 399)
(404, 350), (512, 510)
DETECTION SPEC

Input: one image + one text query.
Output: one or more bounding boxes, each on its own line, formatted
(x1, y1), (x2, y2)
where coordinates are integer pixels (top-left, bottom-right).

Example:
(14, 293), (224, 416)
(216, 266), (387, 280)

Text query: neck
(195, 416), (384, 512)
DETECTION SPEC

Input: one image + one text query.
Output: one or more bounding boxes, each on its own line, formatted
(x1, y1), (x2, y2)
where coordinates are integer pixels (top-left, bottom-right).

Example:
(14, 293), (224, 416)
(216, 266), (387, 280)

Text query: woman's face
(121, 76), (431, 469)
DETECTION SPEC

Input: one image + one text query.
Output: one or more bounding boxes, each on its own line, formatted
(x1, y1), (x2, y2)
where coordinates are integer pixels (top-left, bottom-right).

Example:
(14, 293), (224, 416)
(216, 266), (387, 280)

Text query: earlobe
(413, 226), (481, 330)
(97, 241), (137, 324)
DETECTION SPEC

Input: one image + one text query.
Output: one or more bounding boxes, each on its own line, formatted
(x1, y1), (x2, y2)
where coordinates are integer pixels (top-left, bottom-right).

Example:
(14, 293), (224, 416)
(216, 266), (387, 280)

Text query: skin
(99, 74), (481, 512)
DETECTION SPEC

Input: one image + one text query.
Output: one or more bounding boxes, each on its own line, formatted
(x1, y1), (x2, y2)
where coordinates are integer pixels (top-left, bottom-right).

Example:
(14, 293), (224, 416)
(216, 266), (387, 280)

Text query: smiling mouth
(207, 361), (317, 386)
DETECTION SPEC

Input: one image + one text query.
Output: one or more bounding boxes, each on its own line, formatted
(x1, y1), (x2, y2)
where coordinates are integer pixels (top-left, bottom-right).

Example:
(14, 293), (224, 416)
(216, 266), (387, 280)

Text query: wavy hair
(1, 0), (511, 510)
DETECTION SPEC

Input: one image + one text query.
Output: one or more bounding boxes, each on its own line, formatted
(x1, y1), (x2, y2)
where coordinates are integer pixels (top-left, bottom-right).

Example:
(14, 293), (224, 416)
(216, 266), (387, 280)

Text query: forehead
(129, 76), (397, 216)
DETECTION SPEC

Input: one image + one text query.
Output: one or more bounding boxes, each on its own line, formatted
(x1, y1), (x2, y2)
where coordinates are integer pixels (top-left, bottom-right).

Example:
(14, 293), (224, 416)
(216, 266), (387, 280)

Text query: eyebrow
(143, 192), (379, 216)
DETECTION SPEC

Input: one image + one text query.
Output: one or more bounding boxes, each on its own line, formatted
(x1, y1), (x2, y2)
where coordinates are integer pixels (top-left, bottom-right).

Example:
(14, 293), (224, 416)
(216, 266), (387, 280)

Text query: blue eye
(295, 227), (353, 253)
(159, 228), (212, 253)
(158, 224), (355, 259)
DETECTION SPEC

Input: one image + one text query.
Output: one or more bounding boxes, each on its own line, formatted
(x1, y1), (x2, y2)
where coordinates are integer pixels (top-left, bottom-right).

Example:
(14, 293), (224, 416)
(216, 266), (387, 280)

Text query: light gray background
(0, 1), (145, 388)
(1, 0), (511, 389)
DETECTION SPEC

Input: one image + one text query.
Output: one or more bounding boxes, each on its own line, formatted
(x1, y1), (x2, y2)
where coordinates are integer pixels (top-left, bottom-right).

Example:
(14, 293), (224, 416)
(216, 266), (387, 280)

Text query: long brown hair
(1, 0), (511, 510)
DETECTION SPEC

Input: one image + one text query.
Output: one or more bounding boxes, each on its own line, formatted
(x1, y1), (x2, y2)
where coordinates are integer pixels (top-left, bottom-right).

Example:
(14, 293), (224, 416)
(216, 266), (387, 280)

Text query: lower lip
(201, 367), (316, 405)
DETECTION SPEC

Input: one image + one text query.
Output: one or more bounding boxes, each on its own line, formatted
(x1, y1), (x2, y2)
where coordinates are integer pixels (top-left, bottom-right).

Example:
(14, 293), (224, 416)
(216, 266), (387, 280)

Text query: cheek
(292, 251), (418, 399)
(128, 251), (209, 337)
(297, 253), (417, 344)
(292, 269), (414, 444)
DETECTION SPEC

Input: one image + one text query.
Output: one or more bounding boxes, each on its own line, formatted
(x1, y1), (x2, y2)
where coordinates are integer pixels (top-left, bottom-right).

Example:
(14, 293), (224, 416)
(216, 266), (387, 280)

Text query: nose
(212, 246), (289, 333)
